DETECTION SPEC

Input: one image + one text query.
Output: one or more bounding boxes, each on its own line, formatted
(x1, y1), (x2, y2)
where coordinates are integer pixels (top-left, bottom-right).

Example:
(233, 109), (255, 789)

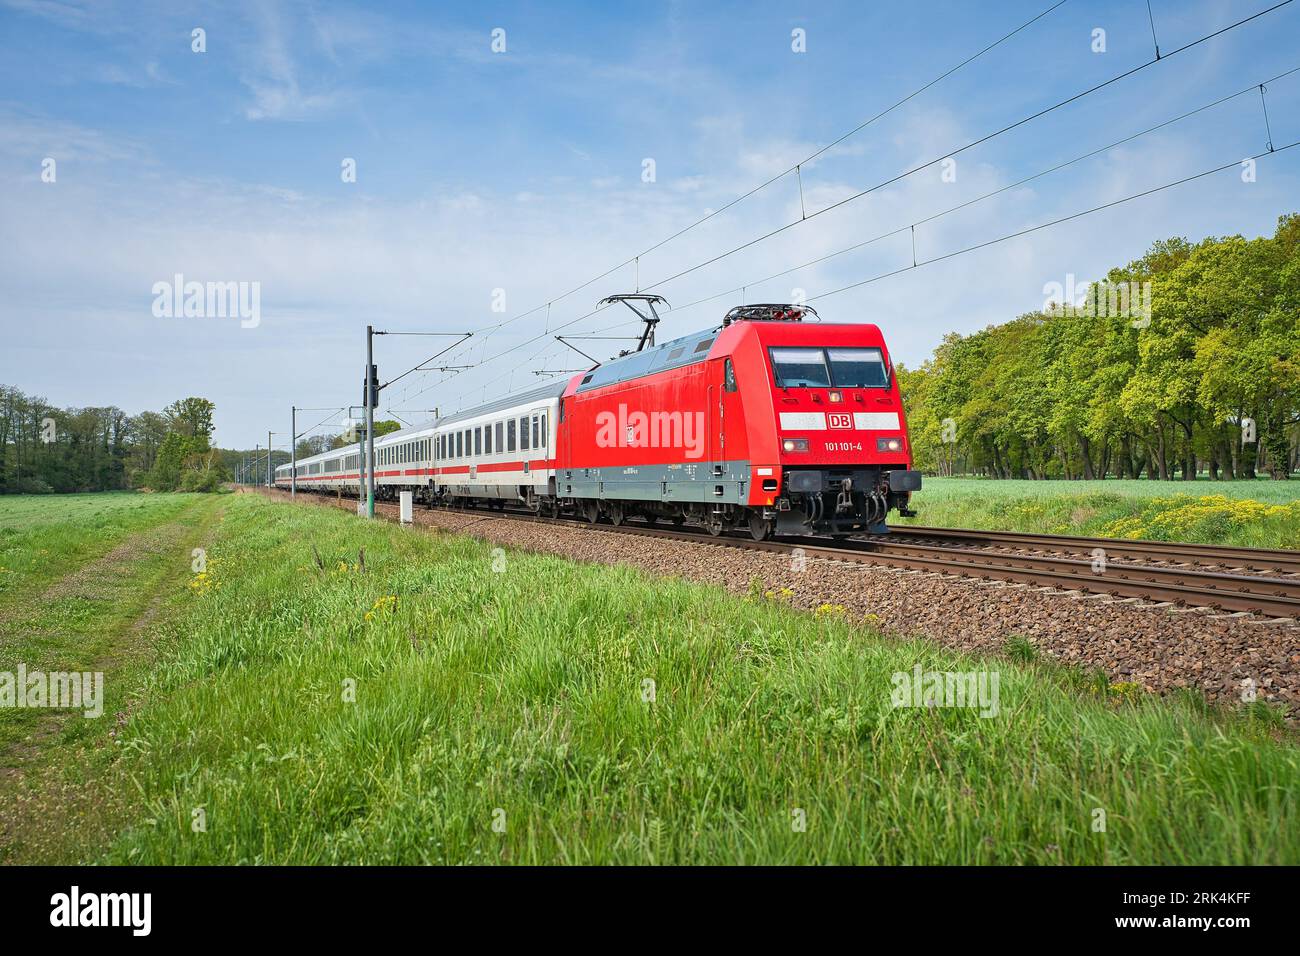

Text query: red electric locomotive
(555, 302), (920, 539)
(279, 300), (920, 539)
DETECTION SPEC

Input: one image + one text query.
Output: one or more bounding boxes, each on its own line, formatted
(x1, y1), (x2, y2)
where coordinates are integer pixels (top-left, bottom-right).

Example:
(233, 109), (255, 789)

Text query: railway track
(275, 489), (1300, 621)
(881, 525), (1300, 576)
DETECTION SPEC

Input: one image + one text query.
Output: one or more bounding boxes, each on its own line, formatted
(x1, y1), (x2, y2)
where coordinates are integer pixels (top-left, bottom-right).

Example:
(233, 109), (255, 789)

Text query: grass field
(1, 491), (1296, 865)
(899, 478), (1300, 549)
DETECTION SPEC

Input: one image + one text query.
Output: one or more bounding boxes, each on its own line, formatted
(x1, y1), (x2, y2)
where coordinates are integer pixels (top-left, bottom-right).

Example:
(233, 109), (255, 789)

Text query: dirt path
(0, 494), (227, 864)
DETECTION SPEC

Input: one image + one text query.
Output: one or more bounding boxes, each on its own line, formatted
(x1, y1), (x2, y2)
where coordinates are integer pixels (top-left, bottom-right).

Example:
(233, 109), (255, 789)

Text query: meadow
(898, 477), (1300, 549)
(1, 491), (1296, 865)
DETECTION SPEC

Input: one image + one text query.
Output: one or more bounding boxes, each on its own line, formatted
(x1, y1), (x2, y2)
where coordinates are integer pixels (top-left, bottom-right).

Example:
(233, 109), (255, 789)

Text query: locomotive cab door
(557, 396), (572, 492)
(707, 358), (738, 478)
(707, 360), (726, 478)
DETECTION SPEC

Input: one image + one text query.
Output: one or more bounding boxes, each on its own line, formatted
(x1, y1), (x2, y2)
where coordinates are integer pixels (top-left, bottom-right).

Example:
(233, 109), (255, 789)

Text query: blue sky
(2, 0), (1298, 448)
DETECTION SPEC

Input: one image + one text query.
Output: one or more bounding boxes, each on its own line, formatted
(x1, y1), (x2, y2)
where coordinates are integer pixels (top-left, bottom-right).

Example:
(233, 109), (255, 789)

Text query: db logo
(827, 413), (852, 430)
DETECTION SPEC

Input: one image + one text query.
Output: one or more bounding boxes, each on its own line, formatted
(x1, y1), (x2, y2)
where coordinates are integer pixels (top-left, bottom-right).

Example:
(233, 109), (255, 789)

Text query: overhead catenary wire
(447, 0), (1074, 349)
(365, 0), (1295, 420)
(666, 63), (1300, 315)
(638, 0), (1297, 294)
(807, 139), (1300, 302)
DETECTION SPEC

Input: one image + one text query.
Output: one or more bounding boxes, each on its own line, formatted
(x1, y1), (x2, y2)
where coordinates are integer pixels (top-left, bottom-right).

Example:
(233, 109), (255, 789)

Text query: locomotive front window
(769, 347), (831, 388)
(828, 348), (888, 387)
(770, 346), (889, 389)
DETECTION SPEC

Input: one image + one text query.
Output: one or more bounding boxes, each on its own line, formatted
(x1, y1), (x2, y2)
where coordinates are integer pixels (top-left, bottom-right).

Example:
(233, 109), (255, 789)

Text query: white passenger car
(274, 381), (563, 511)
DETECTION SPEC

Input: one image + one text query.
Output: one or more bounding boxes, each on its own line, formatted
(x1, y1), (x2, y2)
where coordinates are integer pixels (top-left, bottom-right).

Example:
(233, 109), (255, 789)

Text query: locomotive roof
(574, 327), (718, 393)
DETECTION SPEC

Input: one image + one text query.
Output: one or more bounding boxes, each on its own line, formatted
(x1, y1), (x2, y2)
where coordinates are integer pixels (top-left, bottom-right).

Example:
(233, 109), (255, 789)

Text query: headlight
(782, 438), (810, 453)
(876, 437), (903, 452)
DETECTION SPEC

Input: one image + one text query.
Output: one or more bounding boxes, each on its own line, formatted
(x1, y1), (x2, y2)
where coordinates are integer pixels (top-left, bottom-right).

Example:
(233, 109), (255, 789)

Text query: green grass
(2, 491), (1296, 864)
(0, 491), (231, 864)
(899, 477), (1300, 548)
(0, 492), (206, 609)
(0, 493), (226, 752)
(26, 493), (1281, 865)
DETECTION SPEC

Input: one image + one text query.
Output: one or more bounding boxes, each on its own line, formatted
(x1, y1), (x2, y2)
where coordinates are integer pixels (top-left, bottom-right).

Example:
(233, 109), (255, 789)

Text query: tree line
(0, 390), (226, 493)
(898, 214), (1300, 480)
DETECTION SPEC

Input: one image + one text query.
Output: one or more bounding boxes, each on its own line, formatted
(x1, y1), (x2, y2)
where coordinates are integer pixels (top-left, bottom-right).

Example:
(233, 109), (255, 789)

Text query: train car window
(520, 417), (530, 451)
(496, 421), (504, 450)
(483, 427), (491, 455)
(507, 419), (516, 452)
(541, 412), (547, 447)
(531, 415), (539, 449)
(827, 347), (889, 388)
(455, 432), (462, 458)
(724, 358), (738, 392)
(769, 347), (832, 388)
(474, 428), (482, 456)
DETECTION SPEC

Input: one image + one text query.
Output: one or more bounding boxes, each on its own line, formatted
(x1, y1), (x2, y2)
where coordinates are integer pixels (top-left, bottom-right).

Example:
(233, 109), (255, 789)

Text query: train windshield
(827, 347), (889, 388)
(769, 346), (889, 388)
